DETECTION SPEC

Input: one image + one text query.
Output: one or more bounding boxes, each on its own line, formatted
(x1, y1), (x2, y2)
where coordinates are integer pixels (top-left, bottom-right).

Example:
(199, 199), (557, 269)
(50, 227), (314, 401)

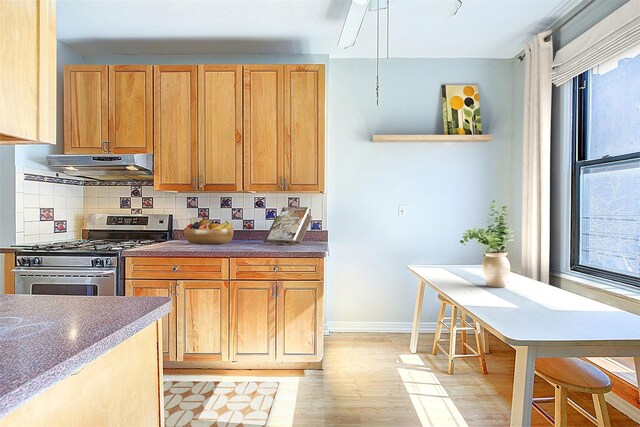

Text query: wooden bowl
(184, 228), (233, 245)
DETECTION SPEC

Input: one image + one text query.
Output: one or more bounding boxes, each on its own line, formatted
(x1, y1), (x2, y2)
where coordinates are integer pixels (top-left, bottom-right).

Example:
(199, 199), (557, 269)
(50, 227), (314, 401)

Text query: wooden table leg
(510, 346), (537, 427)
(634, 357), (640, 401)
(409, 279), (426, 354)
(481, 325), (491, 354)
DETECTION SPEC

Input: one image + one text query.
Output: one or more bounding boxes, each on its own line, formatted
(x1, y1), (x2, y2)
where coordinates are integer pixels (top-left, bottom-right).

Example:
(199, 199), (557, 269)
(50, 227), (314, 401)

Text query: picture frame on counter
(265, 207), (311, 244)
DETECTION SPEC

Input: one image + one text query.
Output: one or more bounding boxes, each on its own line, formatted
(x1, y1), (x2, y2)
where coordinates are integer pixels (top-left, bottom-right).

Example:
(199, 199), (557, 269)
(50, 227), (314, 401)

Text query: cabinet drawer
(230, 258), (323, 280)
(126, 257), (229, 280)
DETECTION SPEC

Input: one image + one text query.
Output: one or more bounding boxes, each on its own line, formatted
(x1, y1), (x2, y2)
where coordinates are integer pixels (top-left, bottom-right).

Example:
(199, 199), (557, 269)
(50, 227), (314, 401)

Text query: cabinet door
(0, 0), (56, 145)
(126, 279), (177, 361)
(277, 281), (323, 362)
(284, 65), (325, 192)
(176, 281), (229, 362)
(198, 65), (243, 191)
(154, 65), (198, 191)
(243, 65), (284, 192)
(230, 281), (276, 362)
(109, 65), (153, 154)
(63, 65), (109, 154)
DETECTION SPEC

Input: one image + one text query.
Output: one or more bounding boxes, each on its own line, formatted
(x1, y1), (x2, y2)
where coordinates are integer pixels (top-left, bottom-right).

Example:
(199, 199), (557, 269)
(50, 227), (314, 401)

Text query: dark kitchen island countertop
(122, 239), (329, 258)
(0, 294), (171, 419)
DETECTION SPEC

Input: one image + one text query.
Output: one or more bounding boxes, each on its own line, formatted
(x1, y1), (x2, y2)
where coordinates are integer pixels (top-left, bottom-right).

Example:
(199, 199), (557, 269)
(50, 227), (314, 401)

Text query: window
(571, 51), (640, 286)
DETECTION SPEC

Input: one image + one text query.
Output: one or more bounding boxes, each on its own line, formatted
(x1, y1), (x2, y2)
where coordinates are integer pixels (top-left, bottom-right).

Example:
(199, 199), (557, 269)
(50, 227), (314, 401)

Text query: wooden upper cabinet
(243, 65), (285, 192)
(64, 65), (109, 154)
(154, 65), (198, 191)
(109, 65), (153, 154)
(176, 280), (229, 362)
(0, 0), (56, 145)
(284, 65), (325, 192)
(198, 65), (243, 191)
(277, 281), (323, 362)
(230, 281), (276, 362)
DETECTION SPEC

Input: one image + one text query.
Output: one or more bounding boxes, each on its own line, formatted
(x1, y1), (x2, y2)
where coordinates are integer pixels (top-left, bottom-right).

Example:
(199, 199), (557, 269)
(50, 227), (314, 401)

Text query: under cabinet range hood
(47, 154), (154, 181)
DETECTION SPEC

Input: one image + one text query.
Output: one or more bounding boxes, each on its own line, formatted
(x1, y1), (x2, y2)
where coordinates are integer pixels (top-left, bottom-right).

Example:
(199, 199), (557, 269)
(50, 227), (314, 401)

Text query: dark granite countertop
(0, 295), (171, 419)
(0, 248), (16, 254)
(123, 239), (329, 258)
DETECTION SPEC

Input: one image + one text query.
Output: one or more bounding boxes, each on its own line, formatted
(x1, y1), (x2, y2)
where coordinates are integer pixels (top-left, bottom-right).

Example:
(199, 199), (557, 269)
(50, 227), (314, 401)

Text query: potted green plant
(460, 201), (514, 287)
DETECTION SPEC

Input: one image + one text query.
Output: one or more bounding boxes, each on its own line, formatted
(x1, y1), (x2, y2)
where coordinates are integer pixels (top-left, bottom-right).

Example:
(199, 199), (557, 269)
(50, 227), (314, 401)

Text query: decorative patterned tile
(39, 208), (54, 221)
(131, 208), (143, 214)
(198, 208), (209, 219)
(254, 197), (266, 208)
(131, 186), (142, 197)
(243, 220), (254, 230)
(232, 208), (243, 220)
(120, 197), (131, 209)
(187, 197), (198, 208)
(53, 220), (67, 233)
(266, 208), (277, 220)
(142, 197), (153, 209)
(311, 220), (322, 230)
(221, 197), (232, 208)
(288, 197), (300, 208)
(211, 219), (221, 225)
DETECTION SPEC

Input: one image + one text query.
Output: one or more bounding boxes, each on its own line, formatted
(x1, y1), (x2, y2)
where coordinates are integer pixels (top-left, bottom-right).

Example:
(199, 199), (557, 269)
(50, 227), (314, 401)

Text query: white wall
(326, 58), (521, 330)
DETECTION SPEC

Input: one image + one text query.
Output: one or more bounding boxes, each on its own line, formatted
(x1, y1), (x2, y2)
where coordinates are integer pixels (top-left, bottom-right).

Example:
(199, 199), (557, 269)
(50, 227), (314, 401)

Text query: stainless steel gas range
(13, 214), (172, 296)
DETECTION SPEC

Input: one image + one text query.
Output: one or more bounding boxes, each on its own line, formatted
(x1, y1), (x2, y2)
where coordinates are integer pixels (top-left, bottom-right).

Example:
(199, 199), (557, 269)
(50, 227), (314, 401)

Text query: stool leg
(474, 320), (488, 374)
(448, 305), (458, 375)
(460, 314), (467, 355)
(592, 393), (611, 427)
(432, 301), (446, 355)
(554, 385), (568, 427)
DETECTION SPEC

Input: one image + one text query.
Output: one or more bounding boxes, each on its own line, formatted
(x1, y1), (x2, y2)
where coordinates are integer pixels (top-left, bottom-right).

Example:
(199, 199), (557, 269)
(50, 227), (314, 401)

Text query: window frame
(570, 71), (640, 287)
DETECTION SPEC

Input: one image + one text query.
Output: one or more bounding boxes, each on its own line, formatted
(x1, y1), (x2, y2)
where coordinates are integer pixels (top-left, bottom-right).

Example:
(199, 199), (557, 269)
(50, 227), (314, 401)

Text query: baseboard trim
(327, 321), (437, 333)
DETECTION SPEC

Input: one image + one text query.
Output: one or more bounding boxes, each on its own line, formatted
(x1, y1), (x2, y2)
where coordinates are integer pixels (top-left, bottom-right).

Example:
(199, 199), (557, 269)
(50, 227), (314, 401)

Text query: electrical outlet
(398, 205), (406, 217)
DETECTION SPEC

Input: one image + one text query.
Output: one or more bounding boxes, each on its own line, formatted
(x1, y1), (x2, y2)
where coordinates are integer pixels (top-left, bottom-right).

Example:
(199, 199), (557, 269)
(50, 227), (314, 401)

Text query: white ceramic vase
(482, 253), (510, 288)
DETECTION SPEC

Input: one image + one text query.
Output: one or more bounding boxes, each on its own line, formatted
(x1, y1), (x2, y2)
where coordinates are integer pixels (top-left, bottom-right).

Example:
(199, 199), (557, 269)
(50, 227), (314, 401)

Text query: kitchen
(1, 0), (640, 426)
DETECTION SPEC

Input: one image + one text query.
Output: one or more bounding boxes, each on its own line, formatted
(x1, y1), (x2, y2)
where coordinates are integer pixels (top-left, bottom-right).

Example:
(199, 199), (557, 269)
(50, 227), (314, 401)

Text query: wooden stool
(432, 294), (488, 375)
(533, 358), (612, 427)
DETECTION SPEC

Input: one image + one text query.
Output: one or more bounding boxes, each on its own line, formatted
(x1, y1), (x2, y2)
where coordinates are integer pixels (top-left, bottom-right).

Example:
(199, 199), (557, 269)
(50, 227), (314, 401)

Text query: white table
(407, 265), (640, 427)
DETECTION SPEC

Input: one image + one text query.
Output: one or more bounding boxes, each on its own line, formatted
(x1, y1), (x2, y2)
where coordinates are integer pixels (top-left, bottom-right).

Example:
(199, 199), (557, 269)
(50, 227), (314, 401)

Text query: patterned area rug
(164, 381), (278, 427)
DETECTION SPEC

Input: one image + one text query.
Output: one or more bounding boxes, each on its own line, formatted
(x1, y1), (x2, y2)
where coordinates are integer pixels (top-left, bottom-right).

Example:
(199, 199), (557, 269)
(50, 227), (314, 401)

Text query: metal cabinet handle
(175, 282), (181, 297)
(192, 177), (198, 189)
(273, 265), (278, 272)
(283, 177), (287, 190)
(172, 266), (178, 272)
(101, 141), (111, 153)
(271, 284), (275, 298)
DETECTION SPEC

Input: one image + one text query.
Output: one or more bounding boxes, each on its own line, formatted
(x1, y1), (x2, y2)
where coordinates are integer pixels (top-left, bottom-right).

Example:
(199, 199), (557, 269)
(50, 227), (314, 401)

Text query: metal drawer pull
(172, 266), (178, 272)
(273, 266), (278, 272)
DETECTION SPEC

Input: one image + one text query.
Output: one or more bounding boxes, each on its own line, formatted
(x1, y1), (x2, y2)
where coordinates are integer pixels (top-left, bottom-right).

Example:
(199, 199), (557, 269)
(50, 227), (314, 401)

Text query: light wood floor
(287, 333), (638, 426)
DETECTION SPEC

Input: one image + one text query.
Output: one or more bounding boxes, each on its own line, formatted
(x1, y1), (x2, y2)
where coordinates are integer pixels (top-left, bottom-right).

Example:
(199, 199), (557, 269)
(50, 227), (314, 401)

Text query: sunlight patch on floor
(397, 355), (469, 427)
(164, 374), (300, 427)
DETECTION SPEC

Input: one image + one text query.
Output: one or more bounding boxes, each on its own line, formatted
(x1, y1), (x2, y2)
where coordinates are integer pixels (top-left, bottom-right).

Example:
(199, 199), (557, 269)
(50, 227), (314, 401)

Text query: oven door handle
(12, 268), (117, 276)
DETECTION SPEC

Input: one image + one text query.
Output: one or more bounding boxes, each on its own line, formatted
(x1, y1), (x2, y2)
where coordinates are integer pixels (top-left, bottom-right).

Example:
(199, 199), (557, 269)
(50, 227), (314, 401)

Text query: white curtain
(521, 31), (553, 283)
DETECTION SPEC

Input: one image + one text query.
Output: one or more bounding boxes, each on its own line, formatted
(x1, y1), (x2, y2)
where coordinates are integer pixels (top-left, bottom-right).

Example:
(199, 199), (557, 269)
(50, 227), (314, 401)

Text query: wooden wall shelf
(371, 134), (492, 143)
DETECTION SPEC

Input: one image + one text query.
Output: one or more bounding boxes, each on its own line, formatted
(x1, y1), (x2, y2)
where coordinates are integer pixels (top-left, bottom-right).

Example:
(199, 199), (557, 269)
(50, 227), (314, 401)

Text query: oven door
(13, 268), (117, 296)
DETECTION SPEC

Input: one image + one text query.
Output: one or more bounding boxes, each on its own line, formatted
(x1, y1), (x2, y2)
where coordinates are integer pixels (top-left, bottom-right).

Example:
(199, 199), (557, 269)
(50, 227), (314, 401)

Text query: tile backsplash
(13, 171), (327, 244)
(83, 184), (327, 231)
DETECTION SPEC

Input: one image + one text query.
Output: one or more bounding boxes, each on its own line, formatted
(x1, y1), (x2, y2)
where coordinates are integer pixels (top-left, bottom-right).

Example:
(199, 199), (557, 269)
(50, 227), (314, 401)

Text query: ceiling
(57, 0), (582, 58)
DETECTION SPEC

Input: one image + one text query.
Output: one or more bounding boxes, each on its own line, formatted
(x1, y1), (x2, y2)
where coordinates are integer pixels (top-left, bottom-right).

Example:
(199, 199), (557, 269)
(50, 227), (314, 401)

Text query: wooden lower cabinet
(126, 256), (324, 368)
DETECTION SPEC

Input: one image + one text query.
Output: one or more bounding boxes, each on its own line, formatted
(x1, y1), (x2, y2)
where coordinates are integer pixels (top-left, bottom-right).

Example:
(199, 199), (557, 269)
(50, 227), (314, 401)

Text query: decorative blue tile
(311, 220), (322, 230)
(131, 208), (143, 214)
(254, 197), (265, 208)
(288, 197), (300, 208)
(198, 208), (209, 219)
(265, 208), (277, 220)
(142, 197), (153, 209)
(187, 197), (198, 208)
(120, 197), (131, 209)
(221, 197), (232, 208)
(40, 208), (54, 221)
(232, 208), (243, 220)
(243, 220), (254, 230)
(131, 186), (142, 197)
(54, 220), (67, 233)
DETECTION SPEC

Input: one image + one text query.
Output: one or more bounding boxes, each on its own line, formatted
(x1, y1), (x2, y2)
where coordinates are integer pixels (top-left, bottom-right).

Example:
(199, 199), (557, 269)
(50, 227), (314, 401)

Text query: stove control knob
(32, 257), (42, 265)
(18, 257), (31, 267)
(92, 258), (104, 268)
(104, 259), (112, 267)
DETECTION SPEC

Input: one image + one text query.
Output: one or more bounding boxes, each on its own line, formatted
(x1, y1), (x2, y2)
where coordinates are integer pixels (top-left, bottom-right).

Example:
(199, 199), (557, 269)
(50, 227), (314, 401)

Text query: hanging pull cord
(452, 0), (462, 16)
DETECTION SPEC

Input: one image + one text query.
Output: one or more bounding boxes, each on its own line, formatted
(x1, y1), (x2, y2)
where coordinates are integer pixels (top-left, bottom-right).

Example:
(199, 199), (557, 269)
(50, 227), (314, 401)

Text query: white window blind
(551, 0), (640, 86)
